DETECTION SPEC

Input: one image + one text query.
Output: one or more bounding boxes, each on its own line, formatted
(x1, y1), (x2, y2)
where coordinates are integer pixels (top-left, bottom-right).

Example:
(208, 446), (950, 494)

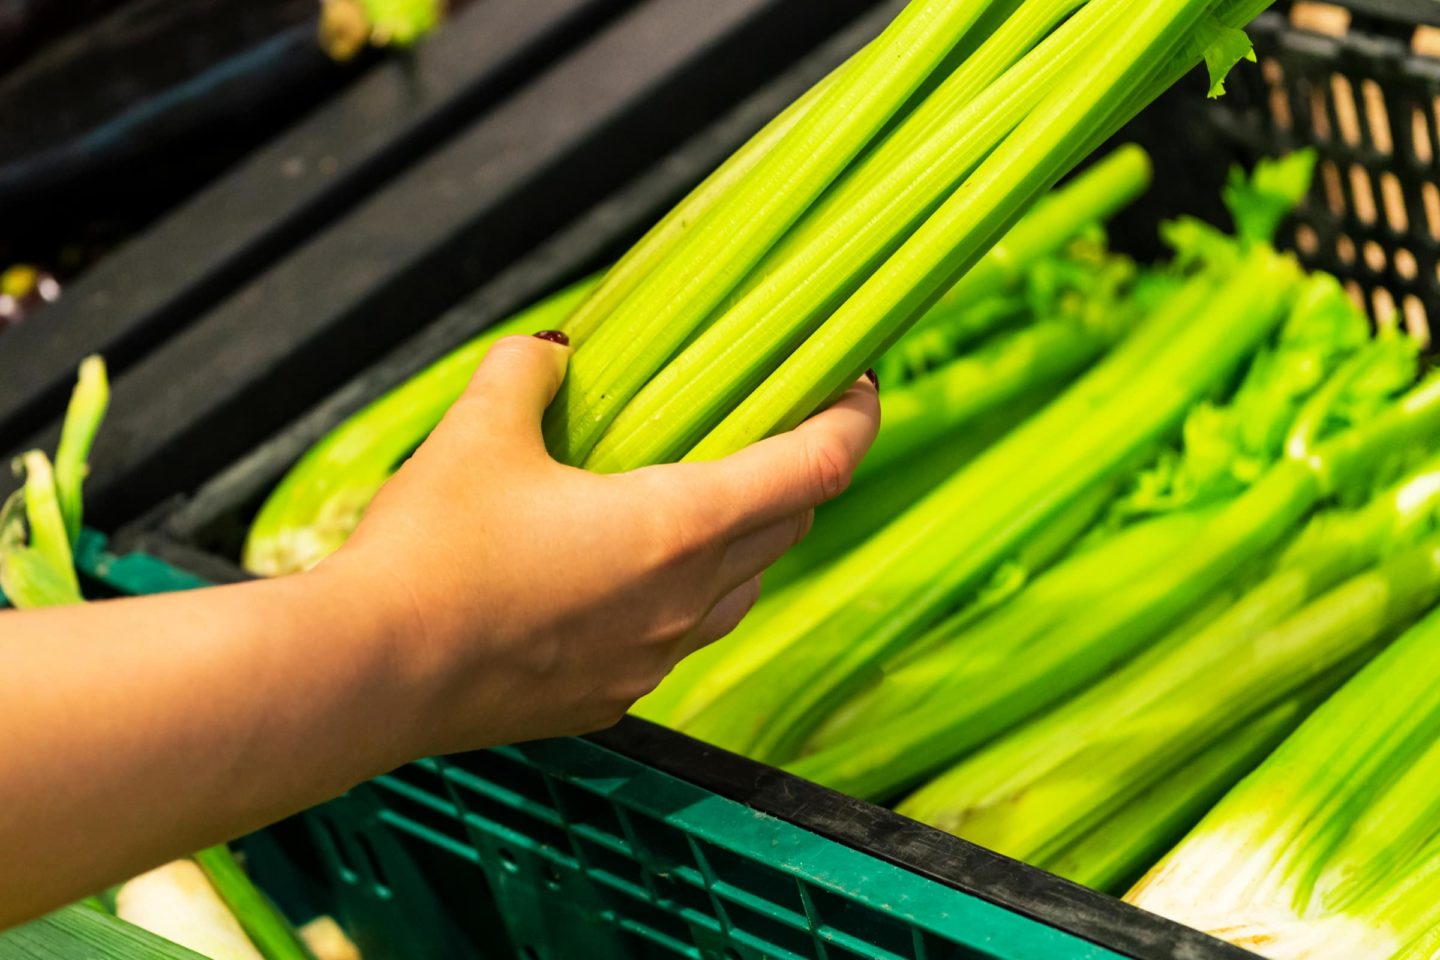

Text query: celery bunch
(781, 264), (1409, 796)
(1128, 605), (1440, 958)
(899, 453), (1440, 893)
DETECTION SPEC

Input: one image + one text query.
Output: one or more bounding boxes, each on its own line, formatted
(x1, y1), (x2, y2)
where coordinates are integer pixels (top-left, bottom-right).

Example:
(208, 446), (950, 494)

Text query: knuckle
(660, 605), (706, 641)
(806, 437), (852, 503)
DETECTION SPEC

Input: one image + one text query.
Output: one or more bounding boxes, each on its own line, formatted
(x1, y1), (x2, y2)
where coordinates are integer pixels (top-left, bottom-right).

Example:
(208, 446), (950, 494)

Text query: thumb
(457, 332), (571, 445)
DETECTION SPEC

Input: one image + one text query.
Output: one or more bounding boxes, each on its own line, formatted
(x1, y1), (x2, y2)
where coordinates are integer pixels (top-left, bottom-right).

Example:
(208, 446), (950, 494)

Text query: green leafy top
(1283, 326), (1422, 479)
(1224, 151), (1318, 245)
(876, 233), (1135, 386)
(0, 357), (108, 609)
(1116, 273), (1371, 518)
(1202, 21), (1257, 98)
(1160, 151), (1318, 274)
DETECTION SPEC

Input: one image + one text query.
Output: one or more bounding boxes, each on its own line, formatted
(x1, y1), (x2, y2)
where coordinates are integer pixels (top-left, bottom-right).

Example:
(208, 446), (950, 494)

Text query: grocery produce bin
(44, 0), (1440, 958)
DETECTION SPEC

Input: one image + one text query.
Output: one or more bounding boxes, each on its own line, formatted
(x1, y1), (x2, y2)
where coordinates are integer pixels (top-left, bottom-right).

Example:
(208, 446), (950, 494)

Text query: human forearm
(0, 566), (421, 926)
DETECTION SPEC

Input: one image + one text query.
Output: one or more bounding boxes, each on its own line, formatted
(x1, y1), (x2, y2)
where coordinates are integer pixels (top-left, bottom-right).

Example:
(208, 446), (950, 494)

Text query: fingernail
(533, 330), (570, 346)
(864, 368), (879, 390)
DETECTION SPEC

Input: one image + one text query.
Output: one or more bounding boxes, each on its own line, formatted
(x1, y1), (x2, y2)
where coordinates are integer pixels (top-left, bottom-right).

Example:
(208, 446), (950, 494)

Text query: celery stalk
(685, 0), (1227, 461)
(1050, 694), (1320, 895)
(856, 310), (1128, 483)
(798, 503), (1209, 761)
(12, 453), (79, 601)
(52, 356), (108, 547)
(743, 0), (1094, 290)
(763, 385), (1056, 593)
(193, 846), (315, 960)
(924, 144), (1150, 311)
(560, 61), (846, 345)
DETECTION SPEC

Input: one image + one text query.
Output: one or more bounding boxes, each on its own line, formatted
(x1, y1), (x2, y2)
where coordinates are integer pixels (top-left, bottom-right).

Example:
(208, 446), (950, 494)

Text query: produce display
(17, 0), (1440, 957)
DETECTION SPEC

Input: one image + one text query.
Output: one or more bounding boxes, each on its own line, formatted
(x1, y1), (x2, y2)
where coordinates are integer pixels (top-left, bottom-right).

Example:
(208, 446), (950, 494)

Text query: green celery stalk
(798, 500), (1206, 760)
(243, 276), (599, 576)
(890, 144), (1149, 335)
(1048, 694), (1320, 895)
(757, 0), (1087, 269)
(763, 384), (1058, 593)
(897, 456), (1440, 875)
(560, 60), (847, 345)
(856, 308), (1129, 484)
(51, 356), (108, 547)
(0, 451), (82, 607)
(544, 0), (1022, 464)
(677, 245), (1300, 764)
(1128, 603), (1440, 958)
(778, 237), (1138, 590)
(192, 847), (314, 960)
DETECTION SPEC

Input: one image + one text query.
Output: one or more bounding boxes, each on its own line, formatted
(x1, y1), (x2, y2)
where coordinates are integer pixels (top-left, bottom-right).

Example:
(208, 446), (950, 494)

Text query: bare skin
(0, 334), (880, 926)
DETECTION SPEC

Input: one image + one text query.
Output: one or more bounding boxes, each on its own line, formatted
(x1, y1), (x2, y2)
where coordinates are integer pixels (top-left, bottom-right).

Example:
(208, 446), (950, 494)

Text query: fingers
(455, 334), (571, 447)
(718, 510), (813, 590)
(683, 576), (762, 657)
(687, 377), (880, 537)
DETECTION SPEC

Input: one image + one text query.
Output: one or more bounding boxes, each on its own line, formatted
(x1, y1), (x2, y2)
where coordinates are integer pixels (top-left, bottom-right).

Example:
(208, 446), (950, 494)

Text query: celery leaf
(1224, 151), (1319, 245)
(1203, 24), (1257, 99)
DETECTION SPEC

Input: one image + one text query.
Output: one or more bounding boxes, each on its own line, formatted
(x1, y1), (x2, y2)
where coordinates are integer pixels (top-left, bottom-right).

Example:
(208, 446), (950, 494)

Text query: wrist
(297, 553), (445, 765)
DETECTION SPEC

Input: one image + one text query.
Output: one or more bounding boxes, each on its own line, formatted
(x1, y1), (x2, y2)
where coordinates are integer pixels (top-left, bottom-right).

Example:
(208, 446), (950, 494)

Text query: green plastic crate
(64, 532), (1254, 960)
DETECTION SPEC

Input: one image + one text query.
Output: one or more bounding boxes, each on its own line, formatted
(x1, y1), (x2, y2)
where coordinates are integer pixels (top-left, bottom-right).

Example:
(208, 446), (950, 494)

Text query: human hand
(323, 332), (880, 755)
